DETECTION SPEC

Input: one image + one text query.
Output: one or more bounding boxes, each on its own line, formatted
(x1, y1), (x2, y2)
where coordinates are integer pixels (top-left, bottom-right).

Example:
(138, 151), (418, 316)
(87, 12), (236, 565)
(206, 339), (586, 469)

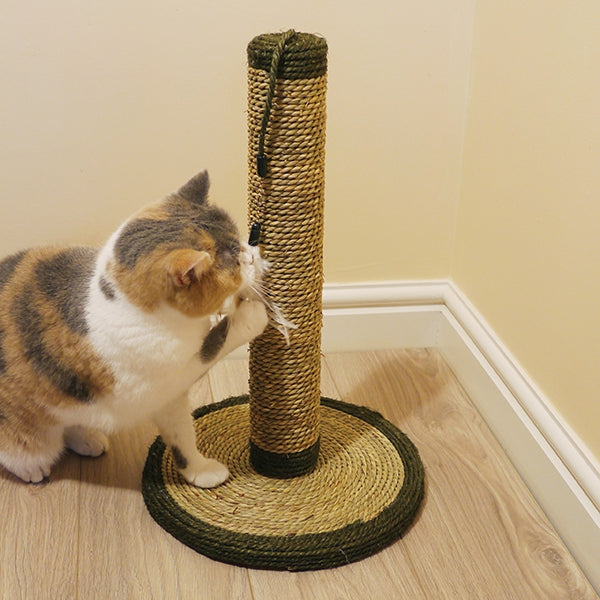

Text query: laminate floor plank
(76, 376), (250, 600)
(0, 454), (80, 600)
(324, 349), (596, 599)
(1, 350), (596, 600)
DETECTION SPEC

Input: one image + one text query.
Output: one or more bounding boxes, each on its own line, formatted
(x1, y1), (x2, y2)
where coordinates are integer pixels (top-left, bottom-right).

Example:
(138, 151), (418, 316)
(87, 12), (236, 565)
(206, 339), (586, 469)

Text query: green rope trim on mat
(142, 396), (425, 571)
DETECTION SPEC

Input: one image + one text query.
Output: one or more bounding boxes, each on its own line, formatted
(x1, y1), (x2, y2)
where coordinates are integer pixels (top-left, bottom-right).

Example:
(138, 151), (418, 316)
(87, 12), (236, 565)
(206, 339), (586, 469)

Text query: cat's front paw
(64, 426), (110, 457)
(181, 458), (230, 488)
(0, 451), (54, 484)
(233, 299), (269, 341)
(12, 462), (52, 484)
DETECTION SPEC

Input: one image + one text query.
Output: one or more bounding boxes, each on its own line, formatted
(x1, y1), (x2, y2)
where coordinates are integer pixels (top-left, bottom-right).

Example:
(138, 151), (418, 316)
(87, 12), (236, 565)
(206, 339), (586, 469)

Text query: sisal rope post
(247, 31), (328, 478)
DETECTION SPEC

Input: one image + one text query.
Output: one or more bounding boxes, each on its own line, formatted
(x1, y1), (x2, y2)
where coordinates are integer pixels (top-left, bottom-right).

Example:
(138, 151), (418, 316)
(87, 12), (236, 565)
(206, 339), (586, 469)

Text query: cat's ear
(167, 249), (213, 288)
(177, 170), (210, 205)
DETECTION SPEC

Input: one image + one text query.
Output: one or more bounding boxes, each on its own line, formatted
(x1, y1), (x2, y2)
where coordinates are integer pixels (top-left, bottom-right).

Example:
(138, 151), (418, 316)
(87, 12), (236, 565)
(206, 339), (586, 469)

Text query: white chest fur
(71, 255), (212, 431)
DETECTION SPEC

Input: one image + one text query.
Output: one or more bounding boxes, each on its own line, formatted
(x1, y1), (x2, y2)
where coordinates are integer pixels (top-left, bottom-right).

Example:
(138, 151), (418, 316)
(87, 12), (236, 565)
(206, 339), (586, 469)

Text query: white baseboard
(320, 279), (600, 591)
(321, 281), (447, 351)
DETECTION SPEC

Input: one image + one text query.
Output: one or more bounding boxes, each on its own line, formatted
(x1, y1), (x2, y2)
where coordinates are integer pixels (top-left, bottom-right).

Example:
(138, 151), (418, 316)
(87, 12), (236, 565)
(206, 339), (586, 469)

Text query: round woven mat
(142, 396), (425, 571)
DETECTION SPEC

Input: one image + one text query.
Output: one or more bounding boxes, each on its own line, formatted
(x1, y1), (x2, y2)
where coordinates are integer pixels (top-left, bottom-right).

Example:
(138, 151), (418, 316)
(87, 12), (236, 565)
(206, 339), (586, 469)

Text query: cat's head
(109, 171), (262, 316)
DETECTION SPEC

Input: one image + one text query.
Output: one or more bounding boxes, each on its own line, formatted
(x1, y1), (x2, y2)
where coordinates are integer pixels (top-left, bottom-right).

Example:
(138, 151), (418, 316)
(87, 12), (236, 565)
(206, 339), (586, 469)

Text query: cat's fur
(0, 171), (268, 487)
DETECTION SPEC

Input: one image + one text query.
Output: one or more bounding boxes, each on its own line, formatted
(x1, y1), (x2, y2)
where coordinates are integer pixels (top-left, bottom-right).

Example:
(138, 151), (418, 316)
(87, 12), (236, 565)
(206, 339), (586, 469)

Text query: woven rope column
(247, 32), (327, 478)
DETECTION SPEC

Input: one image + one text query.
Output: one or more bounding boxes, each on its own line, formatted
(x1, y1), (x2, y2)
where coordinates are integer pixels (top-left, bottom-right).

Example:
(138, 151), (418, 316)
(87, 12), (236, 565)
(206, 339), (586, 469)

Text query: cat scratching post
(247, 31), (327, 478)
(142, 31), (425, 572)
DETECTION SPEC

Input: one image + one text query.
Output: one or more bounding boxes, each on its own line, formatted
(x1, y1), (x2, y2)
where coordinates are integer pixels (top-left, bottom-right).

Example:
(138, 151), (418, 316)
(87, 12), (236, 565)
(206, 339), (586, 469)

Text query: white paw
(65, 427), (110, 457)
(181, 458), (230, 488)
(0, 453), (53, 484)
(234, 299), (269, 340)
(14, 463), (52, 484)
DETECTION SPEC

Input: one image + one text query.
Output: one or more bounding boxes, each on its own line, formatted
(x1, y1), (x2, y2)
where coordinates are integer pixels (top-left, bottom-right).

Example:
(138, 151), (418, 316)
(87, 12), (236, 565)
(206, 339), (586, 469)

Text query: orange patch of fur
(0, 251), (61, 453)
(168, 262), (242, 317)
(111, 230), (243, 317)
(34, 293), (115, 398)
(0, 247), (114, 456)
(0, 317), (61, 454)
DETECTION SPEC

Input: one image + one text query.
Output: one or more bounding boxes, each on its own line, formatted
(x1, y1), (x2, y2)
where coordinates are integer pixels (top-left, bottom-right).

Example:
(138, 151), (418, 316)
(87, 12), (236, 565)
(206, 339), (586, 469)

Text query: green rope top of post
(247, 31), (327, 79)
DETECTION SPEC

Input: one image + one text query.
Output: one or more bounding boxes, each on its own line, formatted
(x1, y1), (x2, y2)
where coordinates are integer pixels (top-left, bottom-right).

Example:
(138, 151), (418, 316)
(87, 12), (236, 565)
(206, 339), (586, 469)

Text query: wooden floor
(0, 349), (596, 600)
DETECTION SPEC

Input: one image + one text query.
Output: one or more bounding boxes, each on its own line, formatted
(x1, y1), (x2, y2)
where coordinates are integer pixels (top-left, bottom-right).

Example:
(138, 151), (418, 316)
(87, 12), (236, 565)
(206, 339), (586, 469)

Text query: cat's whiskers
(242, 278), (296, 346)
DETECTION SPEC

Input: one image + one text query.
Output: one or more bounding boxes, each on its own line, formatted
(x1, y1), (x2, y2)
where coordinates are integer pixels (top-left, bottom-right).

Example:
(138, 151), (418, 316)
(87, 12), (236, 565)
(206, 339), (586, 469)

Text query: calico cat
(0, 170), (269, 487)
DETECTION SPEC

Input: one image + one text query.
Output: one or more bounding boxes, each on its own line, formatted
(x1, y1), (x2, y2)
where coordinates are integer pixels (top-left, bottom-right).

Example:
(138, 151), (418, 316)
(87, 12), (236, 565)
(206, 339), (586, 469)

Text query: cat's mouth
(236, 252), (296, 345)
(238, 243), (265, 286)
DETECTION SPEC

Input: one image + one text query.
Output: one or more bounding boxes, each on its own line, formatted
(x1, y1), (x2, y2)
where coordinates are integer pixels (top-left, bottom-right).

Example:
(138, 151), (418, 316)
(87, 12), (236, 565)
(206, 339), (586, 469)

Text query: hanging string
(256, 29), (297, 178)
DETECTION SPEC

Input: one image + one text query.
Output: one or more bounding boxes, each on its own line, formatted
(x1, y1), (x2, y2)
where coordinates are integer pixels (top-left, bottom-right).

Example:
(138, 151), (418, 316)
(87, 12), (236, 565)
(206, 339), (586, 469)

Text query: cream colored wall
(453, 1), (600, 459)
(2, 2), (597, 462)
(0, 0), (474, 281)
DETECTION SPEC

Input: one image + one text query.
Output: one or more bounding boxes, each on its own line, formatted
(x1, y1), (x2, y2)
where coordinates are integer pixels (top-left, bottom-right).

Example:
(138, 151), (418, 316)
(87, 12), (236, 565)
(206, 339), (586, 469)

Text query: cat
(0, 170), (269, 487)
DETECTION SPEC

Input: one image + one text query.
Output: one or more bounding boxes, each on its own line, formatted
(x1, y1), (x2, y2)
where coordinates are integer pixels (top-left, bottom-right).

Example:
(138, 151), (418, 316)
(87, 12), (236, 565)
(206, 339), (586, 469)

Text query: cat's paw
(0, 452), (53, 484)
(233, 299), (269, 341)
(181, 458), (230, 488)
(13, 463), (52, 484)
(64, 426), (110, 457)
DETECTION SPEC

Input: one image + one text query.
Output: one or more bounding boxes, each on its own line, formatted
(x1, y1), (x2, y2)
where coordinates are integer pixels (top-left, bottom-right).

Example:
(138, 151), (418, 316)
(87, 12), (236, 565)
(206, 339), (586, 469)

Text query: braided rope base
(142, 396), (425, 571)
